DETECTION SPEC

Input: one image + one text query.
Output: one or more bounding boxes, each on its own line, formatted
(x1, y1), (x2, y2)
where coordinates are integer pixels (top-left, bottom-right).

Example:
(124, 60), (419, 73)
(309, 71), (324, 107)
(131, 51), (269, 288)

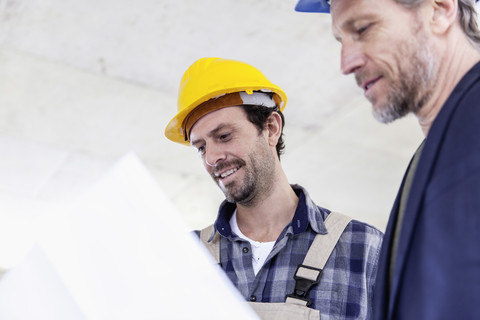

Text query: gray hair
(396, 0), (480, 49)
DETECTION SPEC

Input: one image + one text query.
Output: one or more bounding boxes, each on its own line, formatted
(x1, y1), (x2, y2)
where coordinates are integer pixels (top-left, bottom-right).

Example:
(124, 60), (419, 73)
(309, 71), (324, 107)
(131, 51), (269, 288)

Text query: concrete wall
(0, 0), (428, 269)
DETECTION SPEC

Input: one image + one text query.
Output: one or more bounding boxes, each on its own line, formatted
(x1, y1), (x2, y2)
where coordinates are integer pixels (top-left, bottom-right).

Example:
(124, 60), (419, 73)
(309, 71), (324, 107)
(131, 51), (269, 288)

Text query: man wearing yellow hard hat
(165, 57), (383, 319)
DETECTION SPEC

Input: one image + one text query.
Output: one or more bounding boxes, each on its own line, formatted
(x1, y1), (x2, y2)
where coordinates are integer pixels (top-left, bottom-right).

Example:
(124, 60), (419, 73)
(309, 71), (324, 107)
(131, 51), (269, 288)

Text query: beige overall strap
(248, 302), (320, 320)
(200, 224), (220, 263)
(303, 211), (352, 269)
(286, 212), (352, 306)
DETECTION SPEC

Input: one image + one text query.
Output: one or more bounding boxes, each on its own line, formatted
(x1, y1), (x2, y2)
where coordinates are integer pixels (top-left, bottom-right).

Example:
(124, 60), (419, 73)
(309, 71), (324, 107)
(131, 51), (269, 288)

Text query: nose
(340, 42), (366, 75)
(204, 144), (226, 167)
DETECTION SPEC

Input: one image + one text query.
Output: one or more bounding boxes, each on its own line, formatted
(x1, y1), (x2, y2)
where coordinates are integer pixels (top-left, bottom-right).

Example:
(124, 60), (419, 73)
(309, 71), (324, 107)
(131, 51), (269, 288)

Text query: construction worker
(165, 57), (383, 319)
(295, 0), (480, 319)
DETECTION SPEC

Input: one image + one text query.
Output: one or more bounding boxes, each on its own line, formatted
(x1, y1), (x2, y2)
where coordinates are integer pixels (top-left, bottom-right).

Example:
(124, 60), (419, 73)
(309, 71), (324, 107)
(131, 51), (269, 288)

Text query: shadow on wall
(0, 269), (6, 280)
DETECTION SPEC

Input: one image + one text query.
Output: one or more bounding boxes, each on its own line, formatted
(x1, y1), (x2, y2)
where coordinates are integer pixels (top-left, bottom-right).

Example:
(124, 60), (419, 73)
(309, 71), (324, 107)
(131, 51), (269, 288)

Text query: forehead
(189, 106), (247, 137)
(331, 0), (403, 34)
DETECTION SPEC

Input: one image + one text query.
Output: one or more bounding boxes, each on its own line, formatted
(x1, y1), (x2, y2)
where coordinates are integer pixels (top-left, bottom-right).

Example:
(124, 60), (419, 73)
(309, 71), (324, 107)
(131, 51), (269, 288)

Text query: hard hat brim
(295, 0), (330, 12)
(165, 85), (287, 146)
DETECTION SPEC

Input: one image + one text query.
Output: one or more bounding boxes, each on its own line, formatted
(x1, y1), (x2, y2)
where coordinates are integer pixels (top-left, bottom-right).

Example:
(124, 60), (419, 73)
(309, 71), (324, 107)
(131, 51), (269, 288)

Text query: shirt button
(242, 247), (249, 253)
(249, 295), (257, 302)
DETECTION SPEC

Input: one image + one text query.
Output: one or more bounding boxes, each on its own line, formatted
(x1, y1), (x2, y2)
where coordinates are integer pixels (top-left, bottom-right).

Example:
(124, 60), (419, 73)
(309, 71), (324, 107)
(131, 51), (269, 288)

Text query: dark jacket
(374, 62), (480, 320)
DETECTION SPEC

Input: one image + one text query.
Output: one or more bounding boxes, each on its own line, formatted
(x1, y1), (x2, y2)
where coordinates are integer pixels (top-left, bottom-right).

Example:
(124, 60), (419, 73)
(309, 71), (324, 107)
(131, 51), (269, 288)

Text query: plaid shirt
(204, 185), (383, 319)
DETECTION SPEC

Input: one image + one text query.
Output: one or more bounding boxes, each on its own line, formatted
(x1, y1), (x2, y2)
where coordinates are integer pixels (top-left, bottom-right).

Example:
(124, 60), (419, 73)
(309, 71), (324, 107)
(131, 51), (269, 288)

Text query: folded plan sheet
(0, 153), (259, 320)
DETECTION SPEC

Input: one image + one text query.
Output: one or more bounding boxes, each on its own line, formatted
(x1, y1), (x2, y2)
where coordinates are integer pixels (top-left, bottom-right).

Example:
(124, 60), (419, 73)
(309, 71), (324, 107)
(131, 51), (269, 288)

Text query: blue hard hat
(295, 0), (331, 13)
(294, 0), (479, 13)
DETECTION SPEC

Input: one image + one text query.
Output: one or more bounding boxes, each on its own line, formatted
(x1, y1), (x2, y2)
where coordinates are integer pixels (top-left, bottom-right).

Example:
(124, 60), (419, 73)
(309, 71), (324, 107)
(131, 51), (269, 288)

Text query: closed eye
(354, 22), (376, 39)
(219, 133), (231, 141)
(193, 144), (206, 156)
(356, 24), (370, 36)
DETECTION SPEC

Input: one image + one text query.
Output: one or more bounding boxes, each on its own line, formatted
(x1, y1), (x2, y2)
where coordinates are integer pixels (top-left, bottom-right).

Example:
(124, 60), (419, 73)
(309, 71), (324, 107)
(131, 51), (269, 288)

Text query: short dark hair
(242, 104), (286, 159)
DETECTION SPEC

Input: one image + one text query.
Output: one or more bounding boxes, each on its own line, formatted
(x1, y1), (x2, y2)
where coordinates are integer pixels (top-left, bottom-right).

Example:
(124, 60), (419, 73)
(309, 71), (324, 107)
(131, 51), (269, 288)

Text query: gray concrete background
(0, 0), (433, 269)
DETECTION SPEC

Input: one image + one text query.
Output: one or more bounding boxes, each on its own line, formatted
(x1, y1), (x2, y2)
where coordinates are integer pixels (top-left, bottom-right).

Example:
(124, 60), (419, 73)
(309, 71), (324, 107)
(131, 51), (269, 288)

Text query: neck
(416, 31), (480, 136)
(235, 169), (298, 242)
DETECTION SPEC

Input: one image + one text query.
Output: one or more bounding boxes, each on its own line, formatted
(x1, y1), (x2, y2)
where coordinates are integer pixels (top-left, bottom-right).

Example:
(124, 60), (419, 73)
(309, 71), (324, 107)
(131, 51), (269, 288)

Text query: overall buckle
(286, 264), (322, 307)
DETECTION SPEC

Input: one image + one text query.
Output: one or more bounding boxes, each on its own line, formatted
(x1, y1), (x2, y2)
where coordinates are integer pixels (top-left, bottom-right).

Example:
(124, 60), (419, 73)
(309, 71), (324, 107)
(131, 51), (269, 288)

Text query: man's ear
(430, 0), (458, 35)
(265, 112), (282, 147)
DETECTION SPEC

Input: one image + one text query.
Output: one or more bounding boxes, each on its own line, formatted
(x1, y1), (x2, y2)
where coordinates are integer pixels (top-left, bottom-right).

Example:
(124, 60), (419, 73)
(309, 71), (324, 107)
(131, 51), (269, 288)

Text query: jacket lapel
(388, 62), (480, 318)
(373, 185), (403, 320)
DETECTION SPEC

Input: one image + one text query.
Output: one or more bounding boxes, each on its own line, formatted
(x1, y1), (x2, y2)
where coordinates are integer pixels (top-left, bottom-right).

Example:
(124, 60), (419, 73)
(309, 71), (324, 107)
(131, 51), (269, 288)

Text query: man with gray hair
(295, 0), (480, 319)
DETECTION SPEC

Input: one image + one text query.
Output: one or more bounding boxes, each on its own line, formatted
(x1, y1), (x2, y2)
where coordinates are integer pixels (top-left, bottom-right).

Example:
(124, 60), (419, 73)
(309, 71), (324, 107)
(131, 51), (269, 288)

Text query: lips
(214, 163), (243, 181)
(216, 167), (240, 179)
(361, 76), (382, 93)
(211, 158), (246, 182)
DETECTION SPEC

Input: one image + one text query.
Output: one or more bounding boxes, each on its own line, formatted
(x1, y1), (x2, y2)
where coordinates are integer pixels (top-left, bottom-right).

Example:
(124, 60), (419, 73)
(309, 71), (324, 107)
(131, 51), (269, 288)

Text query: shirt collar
(208, 184), (329, 242)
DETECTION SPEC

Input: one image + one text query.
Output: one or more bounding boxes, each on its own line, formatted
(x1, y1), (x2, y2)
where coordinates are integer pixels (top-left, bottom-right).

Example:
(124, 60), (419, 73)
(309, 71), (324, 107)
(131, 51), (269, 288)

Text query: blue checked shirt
(202, 185), (383, 319)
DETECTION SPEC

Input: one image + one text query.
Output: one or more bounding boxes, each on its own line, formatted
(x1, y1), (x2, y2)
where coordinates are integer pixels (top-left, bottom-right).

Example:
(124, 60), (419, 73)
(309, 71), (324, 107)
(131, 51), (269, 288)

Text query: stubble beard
(215, 139), (276, 207)
(370, 30), (437, 124)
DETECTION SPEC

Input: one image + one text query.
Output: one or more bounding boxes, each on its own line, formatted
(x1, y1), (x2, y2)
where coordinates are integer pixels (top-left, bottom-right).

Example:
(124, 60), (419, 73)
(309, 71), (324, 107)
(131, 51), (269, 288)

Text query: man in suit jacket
(295, 0), (480, 318)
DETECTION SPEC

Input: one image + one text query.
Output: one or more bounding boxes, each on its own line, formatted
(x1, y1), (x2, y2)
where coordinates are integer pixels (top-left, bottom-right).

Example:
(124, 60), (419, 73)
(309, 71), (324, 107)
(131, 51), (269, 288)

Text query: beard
(212, 138), (276, 207)
(359, 29), (438, 124)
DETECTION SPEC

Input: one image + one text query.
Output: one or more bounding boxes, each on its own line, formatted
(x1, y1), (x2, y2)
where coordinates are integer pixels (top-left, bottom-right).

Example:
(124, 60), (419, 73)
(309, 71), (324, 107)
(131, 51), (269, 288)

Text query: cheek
(371, 35), (411, 71)
(370, 50), (398, 76)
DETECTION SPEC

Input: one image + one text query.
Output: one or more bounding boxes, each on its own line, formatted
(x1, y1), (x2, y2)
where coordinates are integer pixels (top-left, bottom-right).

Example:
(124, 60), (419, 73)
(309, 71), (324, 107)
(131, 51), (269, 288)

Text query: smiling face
(189, 106), (277, 206)
(331, 0), (439, 123)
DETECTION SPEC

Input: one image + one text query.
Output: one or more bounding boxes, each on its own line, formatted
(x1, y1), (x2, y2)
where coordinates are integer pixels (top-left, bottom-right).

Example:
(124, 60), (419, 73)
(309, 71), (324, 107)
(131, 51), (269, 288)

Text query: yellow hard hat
(164, 57), (287, 145)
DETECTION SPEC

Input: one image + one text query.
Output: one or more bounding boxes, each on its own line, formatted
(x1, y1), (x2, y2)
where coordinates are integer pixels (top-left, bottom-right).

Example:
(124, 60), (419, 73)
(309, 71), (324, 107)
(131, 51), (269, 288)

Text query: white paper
(0, 245), (85, 320)
(0, 153), (259, 320)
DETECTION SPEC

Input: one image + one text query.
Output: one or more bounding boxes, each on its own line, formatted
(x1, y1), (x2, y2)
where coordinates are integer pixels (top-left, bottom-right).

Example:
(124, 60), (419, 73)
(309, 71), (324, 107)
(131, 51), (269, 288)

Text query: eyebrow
(190, 123), (231, 146)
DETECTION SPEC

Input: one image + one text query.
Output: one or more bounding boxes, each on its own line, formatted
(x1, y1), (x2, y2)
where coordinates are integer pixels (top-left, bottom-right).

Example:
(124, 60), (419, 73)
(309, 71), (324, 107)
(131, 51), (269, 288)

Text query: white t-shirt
(230, 211), (275, 276)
